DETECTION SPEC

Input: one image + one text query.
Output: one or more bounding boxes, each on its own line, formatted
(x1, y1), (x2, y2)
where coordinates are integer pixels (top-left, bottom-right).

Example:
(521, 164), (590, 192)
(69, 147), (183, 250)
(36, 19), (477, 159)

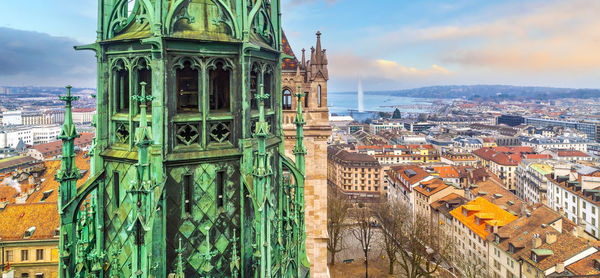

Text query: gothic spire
(315, 31), (323, 64)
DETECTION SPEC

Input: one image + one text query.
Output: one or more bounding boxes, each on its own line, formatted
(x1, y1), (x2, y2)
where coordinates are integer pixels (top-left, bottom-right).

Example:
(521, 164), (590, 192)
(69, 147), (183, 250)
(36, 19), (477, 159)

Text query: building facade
(56, 0), (311, 277)
(281, 31), (331, 276)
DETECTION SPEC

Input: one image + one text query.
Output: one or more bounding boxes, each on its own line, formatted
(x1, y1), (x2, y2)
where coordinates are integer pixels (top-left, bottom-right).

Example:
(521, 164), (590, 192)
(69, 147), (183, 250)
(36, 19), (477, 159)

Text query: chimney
(556, 262), (565, 273)
(532, 235), (542, 248)
(546, 232), (557, 244)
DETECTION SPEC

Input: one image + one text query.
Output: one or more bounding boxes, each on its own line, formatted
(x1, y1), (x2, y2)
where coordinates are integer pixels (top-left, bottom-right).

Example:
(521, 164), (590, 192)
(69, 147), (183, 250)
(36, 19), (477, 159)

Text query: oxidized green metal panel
(58, 0), (310, 277)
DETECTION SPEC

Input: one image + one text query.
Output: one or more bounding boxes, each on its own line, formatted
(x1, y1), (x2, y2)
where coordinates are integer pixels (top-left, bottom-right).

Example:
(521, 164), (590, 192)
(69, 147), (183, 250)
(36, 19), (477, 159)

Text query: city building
(489, 204), (596, 278)
(71, 108), (95, 124)
(452, 136), (483, 153)
(515, 161), (554, 205)
(497, 114), (525, 127)
(450, 197), (519, 274)
(26, 133), (94, 160)
(520, 136), (590, 153)
(0, 156), (42, 174)
(441, 152), (478, 166)
(540, 149), (592, 162)
(473, 146), (537, 192)
(403, 121), (436, 134)
(1, 111), (22, 126)
(356, 144), (440, 165)
(327, 146), (384, 199)
(429, 193), (467, 237)
(368, 120), (403, 134)
(525, 118), (600, 142)
(466, 179), (526, 216)
(386, 165), (432, 211)
(0, 202), (60, 278)
(546, 171), (600, 239)
(413, 178), (459, 219)
(22, 110), (65, 126)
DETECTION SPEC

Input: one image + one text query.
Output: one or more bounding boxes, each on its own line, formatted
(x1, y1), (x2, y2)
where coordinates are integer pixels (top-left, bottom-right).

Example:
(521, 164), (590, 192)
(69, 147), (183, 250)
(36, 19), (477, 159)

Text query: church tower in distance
(282, 31), (332, 277)
(56, 0), (310, 277)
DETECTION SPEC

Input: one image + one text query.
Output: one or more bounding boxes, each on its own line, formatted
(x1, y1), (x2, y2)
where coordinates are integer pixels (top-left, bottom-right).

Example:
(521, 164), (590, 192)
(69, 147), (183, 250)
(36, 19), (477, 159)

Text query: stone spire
(301, 48), (306, 68)
(314, 31), (323, 64)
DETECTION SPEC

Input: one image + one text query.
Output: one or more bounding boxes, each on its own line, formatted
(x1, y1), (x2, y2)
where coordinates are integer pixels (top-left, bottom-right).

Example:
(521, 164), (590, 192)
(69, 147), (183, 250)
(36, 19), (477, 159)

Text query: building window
(35, 274), (43, 278)
(5, 250), (13, 262)
(318, 85), (322, 107)
(209, 61), (230, 112)
(184, 174), (193, 214)
(250, 67), (258, 110)
(264, 71), (273, 109)
(113, 61), (130, 113)
(21, 250), (28, 261)
(36, 249), (44, 261)
(176, 61), (199, 113)
(216, 171), (225, 208)
(282, 89), (292, 110)
(113, 171), (120, 207)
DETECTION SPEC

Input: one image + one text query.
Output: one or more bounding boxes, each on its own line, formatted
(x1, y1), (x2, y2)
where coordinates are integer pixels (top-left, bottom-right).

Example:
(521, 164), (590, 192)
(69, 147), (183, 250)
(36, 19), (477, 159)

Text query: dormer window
(509, 243), (515, 254)
(24, 226), (36, 238)
(495, 234), (500, 244)
(531, 252), (537, 262)
(54, 228), (60, 237)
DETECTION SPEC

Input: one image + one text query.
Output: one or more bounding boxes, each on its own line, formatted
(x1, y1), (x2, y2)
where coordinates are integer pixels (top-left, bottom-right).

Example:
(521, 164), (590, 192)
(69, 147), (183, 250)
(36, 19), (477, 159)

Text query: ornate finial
(176, 237), (185, 277)
(316, 31), (321, 37)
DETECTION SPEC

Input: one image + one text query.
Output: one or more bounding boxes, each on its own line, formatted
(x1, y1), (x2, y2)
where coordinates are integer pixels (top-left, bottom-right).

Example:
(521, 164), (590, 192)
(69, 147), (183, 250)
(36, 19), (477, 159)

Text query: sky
(1, 0), (600, 92)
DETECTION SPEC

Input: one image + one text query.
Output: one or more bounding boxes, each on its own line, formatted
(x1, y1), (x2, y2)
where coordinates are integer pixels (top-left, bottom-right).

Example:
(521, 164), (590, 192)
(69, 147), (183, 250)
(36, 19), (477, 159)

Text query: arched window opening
(283, 89), (292, 110)
(250, 68), (258, 110)
(304, 91), (309, 108)
(209, 61), (231, 112)
(137, 59), (152, 113)
(176, 61), (199, 113)
(318, 84), (322, 107)
(114, 63), (129, 114)
(264, 71), (273, 109)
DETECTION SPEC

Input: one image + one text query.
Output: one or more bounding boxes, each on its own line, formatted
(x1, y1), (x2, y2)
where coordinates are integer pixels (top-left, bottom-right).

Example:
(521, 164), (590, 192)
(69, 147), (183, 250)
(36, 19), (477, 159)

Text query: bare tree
(374, 200), (406, 275)
(351, 204), (375, 278)
(451, 254), (487, 278)
(327, 186), (350, 265)
(395, 208), (452, 278)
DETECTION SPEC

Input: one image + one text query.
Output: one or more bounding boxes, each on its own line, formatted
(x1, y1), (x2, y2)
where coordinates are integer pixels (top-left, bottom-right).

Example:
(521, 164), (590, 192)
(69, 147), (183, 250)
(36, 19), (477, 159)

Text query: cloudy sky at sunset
(1, 0), (599, 92)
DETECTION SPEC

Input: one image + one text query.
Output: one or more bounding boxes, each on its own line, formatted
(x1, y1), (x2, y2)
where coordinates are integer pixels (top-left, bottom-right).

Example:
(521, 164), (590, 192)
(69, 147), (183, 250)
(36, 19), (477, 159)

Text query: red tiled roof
(414, 179), (448, 197)
(72, 108), (96, 112)
(523, 154), (552, 159)
(433, 166), (459, 178)
(387, 165), (430, 191)
(557, 150), (589, 157)
(473, 146), (535, 166)
(31, 133), (94, 158)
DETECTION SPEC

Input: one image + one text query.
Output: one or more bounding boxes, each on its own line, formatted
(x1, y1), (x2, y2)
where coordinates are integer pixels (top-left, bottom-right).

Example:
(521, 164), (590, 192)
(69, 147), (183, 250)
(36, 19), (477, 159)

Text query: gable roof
(281, 31), (298, 71)
(450, 197), (518, 239)
(0, 202), (59, 241)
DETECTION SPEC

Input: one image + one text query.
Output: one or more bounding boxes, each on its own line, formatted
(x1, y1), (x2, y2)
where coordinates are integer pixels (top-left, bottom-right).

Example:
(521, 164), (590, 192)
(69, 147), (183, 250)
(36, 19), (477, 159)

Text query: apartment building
(0, 202), (59, 278)
(441, 152), (478, 166)
(515, 161), (554, 205)
(450, 197), (518, 274)
(413, 178), (460, 219)
(356, 144), (440, 165)
(490, 205), (597, 278)
(473, 147), (537, 192)
(386, 165), (431, 211)
(327, 146), (384, 200)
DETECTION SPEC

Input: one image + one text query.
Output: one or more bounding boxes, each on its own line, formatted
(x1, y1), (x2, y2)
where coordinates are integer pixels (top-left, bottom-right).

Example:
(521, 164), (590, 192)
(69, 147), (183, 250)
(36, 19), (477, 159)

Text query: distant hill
(368, 85), (600, 100)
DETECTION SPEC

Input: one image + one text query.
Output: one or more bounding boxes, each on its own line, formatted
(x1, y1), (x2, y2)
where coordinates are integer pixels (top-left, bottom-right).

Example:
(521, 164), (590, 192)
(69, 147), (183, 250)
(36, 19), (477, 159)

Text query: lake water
(327, 91), (433, 115)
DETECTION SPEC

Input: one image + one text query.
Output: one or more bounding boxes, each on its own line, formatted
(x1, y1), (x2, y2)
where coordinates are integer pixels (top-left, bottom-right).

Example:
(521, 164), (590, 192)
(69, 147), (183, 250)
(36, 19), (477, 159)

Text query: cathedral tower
(282, 32), (332, 277)
(57, 0), (310, 277)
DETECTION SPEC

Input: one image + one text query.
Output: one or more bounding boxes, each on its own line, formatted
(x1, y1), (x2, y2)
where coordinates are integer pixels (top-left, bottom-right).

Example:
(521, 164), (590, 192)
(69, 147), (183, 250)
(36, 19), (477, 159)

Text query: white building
(31, 125), (62, 145)
(2, 110), (22, 126)
(520, 136), (590, 153)
(515, 160), (555, 205)
(546, 165), (600, 239)
(72, 108), (96, 124)
(0, 125), (62, 148)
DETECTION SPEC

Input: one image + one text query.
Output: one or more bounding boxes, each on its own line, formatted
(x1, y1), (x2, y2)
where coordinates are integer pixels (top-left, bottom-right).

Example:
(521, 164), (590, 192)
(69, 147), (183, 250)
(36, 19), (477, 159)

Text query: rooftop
(450, 197), (518, 239)
(0, 202), (59, 241)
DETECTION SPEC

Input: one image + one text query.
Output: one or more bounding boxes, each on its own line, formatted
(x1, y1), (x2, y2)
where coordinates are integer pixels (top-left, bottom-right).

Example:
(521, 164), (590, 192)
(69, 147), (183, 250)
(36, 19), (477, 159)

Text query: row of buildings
(1, 109), (94, 126)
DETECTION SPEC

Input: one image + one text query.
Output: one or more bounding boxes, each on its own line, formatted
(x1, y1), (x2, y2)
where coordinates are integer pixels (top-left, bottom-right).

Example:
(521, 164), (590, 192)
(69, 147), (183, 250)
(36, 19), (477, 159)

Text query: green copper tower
(56, 0), (310, 276)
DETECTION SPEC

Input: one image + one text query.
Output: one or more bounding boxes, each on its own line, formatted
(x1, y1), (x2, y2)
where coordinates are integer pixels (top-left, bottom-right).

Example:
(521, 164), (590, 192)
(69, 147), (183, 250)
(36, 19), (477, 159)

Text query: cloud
(375, 0), (600, 73)
(0, 27), (96, 87)
(330, 52), (449, 80)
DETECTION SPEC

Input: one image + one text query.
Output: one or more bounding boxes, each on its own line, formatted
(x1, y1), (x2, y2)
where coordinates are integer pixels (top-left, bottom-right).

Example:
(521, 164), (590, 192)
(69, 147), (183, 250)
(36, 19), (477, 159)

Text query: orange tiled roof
(470, 179), (525, 215)
(566, 251), (600, 275)
(450, 197), (518, 239)
(433, 166), (459, 178)
(387, 165), (430, 190)
(473, 146), (535, 166)
(413, 178), (448, 197)
(0, 185), (18, 203)
(557, 150), (589, 157)
(0, 202), (59, 241)
(27, 152), (90, 204)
